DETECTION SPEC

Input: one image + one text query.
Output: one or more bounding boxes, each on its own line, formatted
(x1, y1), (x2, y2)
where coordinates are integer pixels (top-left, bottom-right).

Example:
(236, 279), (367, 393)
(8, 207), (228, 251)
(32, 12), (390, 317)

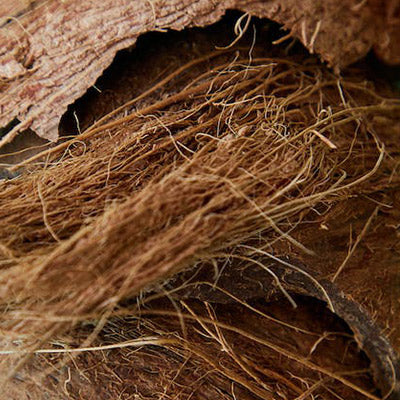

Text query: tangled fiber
(0, 50), (399, 399)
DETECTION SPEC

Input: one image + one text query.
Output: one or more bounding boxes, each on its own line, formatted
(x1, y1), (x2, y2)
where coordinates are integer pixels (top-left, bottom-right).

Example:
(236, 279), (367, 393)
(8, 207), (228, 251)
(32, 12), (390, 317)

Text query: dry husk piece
(1, 0), (399, 143)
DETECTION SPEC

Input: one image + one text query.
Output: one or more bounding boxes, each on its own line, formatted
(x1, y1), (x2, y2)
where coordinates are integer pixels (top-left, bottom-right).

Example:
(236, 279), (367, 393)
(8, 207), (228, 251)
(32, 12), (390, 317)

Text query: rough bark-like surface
(0, 0), (399, 143)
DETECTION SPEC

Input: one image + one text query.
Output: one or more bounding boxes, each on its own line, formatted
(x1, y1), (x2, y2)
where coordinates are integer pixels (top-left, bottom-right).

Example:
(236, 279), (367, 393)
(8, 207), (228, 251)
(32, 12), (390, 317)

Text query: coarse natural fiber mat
(0, 33), (400, 399)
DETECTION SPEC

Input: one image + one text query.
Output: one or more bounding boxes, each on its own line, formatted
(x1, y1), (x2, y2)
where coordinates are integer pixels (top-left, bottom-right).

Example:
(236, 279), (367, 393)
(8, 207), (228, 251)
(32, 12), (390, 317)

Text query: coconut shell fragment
(1, 0), (399, 144)
(169, 257), (400, 399)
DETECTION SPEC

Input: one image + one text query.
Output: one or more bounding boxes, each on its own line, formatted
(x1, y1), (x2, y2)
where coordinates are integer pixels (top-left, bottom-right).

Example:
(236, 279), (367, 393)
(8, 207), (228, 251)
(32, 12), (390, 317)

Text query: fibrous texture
(0, 50), (399, 399)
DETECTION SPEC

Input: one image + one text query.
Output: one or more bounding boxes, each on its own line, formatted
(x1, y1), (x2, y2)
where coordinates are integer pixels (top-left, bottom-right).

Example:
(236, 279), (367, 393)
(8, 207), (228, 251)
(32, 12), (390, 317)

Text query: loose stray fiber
(0, 49), (399, 399)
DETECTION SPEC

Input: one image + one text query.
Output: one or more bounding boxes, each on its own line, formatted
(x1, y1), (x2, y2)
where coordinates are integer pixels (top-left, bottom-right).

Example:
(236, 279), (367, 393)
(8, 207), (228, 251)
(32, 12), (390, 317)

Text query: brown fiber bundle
(0, 51), (399, 399)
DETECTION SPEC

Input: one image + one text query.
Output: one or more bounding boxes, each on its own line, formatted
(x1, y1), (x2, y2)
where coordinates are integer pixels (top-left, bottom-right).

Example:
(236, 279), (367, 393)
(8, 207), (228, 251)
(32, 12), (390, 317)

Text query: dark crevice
(58, 10), (307, 137)
(0, 117), (20, 139)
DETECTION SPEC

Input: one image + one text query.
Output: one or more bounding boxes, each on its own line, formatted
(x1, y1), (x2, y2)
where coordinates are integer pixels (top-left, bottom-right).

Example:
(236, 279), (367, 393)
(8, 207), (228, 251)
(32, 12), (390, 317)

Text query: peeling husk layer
(0, 51), (400, 399)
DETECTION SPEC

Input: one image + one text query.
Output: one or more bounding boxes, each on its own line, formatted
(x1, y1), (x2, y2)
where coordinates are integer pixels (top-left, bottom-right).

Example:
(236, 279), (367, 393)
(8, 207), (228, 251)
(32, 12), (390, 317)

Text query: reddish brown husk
(0, 46), (399, 399)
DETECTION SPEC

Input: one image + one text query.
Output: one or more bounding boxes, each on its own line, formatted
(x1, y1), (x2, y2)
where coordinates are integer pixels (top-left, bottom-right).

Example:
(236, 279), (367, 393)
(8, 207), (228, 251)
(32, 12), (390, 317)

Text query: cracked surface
(1, 0), (399, 144)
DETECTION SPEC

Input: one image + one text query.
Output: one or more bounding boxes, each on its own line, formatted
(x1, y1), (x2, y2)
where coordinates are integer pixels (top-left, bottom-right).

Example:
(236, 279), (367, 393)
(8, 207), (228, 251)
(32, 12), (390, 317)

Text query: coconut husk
(0, 34), (400, 400)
